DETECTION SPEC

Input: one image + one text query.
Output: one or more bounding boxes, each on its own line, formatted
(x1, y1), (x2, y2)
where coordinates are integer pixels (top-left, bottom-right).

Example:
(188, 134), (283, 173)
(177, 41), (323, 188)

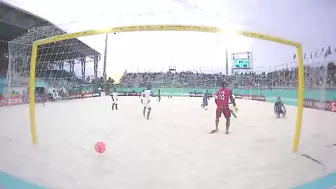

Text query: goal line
(28, 24), (305, 153)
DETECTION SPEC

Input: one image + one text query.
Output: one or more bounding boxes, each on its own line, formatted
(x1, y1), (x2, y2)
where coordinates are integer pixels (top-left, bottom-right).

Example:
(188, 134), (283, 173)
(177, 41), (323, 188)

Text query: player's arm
(214, 91), (219, 105)
(229, 91), (236, 107)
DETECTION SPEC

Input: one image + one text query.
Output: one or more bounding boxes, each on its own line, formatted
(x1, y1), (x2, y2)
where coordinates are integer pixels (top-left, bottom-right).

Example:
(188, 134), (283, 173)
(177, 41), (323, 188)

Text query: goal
(9, 24), (305, 152)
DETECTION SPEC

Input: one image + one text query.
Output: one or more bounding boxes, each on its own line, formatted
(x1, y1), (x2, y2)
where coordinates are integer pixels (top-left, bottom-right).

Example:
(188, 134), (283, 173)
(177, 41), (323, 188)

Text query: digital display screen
(233, 58), (251, 69)
(232, 53), (250, 60)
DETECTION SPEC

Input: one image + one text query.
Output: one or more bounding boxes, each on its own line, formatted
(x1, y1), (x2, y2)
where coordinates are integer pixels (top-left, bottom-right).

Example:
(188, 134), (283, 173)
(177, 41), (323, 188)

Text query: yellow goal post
(28, 25), (305, 152)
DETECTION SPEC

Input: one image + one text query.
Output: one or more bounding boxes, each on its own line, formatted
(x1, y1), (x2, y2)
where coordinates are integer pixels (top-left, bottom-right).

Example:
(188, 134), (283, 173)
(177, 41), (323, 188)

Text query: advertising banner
(117, 92), (140, 96)
(330, 101), (336, 112)
(0, 92), (101, 107)
(236, 94), (266, 102)
(303, 99), (336, 112)
(189, 92), (213, 97)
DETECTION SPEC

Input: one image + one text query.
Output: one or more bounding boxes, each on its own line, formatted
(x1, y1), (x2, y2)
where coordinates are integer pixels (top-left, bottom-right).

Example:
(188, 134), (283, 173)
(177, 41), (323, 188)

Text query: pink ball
(95, 142), (106, 153)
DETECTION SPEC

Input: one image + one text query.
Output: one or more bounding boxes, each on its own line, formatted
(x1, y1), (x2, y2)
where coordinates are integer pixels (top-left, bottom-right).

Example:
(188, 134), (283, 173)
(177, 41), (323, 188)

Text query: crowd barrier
(234, 94), (336, 112)
(114, 87), (336, 113)
(0, 92), (101, 107)
(2, 88), (335, 112)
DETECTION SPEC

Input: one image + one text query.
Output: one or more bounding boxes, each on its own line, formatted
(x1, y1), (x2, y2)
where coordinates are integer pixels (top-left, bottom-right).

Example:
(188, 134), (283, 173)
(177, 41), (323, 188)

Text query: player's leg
(143, 106), (146, 117)
(42, 95), (46, 106)
(225, 118), (231, 134)
(276, 109), (281, 118)
(147, 107), (151, 120)
(278, 109), (285, 117)
(211, 108), (222, 133)
(112, 101), (115, 110)
(223, 108), (231, 134)
(282, 109), (286, 117)
(146, 101), (152, 120)
(115, 102), (118, 110)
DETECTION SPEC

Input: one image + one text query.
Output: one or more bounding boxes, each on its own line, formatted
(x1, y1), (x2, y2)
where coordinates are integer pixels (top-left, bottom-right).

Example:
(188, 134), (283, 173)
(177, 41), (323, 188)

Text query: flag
(304, 53), (306, 59)
(310, 52), (313, 58)
(324, 46), (331, 58)
(293, 54), (296, 60)
(321, 47), (325, 54)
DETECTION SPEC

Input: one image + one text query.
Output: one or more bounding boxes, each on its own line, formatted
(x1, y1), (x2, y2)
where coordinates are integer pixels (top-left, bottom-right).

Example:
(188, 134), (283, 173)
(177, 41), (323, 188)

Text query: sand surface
(0, 96), (335, 189)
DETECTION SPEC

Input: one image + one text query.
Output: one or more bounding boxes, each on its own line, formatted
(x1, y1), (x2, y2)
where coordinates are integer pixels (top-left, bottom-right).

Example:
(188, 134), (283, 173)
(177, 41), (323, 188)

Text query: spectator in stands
(117, 61), (336, 90)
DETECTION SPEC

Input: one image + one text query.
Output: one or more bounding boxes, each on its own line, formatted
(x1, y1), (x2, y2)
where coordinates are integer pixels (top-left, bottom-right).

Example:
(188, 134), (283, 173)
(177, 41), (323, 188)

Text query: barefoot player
(211, 81), (238, 134)
(201, 89), (209, 110)
(111, 88), (118, 110)
(157, 89), (161, 102)
(141, 85), (152, 120)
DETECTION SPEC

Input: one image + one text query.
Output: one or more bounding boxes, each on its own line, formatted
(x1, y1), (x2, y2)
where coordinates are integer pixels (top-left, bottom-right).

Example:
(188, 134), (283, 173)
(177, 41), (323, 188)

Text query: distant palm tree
(107, 77), (115, 84)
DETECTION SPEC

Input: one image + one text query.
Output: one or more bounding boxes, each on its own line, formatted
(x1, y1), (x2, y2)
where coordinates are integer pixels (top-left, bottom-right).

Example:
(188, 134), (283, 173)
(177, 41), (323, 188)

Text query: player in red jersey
(211, 81), (238, 134)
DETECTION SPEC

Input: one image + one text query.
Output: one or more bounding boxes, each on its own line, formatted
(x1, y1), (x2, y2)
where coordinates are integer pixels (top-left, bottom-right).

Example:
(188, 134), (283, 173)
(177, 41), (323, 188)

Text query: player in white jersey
(229, 93), (237, 118)
(111, 88), (118, 110)
(141, 86), (152, 120)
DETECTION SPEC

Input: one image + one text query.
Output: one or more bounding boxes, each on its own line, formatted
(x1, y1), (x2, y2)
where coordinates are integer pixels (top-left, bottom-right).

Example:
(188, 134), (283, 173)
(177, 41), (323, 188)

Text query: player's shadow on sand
(264, 115), (287, 120)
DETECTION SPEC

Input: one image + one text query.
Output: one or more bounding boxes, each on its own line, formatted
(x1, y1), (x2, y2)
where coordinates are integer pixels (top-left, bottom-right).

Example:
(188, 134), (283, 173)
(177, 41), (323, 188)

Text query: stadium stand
(118, 61), (336, 89)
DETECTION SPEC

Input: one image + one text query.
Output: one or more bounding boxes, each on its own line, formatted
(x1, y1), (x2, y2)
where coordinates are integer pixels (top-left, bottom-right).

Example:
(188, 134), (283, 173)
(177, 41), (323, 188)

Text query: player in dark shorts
(211, 81), (238, 134)
(157, 89), (161, 102)
(42, 90), (48, 106)
(201, 90), (209, 109)
(111, 88), (118, 110)
(274, 96), (286, 118)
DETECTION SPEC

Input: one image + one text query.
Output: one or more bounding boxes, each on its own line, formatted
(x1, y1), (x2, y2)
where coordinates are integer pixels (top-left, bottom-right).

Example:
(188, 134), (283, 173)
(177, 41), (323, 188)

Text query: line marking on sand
(293, 172), (336, 189)
(326, 144), (336, 148)
(301, 154), (326, 170)
(0, 172), (48, 189)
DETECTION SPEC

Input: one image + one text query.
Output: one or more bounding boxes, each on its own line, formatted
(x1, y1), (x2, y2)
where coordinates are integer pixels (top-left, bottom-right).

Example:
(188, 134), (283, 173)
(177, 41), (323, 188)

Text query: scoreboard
(232, 52), (253, 70)
(233, 59), (251, 69)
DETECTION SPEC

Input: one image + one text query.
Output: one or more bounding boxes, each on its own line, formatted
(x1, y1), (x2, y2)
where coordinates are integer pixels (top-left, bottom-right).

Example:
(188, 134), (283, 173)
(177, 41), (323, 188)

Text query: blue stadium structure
(0, 1), (102, 100)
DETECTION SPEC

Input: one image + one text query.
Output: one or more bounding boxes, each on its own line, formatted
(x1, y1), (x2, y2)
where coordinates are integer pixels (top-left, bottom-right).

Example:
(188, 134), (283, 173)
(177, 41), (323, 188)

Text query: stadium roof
(0, 1), (100, 62)
(2, 0), (335, 73)
(0, 2), (51, 41)
(4, 0), (334, 51)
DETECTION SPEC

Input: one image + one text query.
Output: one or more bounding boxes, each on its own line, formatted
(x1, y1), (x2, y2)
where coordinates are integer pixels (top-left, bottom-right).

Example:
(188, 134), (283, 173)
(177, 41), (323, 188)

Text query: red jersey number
(220, 91), (225, 100)
(216, 88), (231, 108)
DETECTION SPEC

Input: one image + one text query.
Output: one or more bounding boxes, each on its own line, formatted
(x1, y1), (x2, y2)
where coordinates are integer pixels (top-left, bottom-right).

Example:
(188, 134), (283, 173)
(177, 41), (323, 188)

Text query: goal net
(7, 25), (106, 106)
(302, 48), (336, 112)
(5, 19), (334, 156)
